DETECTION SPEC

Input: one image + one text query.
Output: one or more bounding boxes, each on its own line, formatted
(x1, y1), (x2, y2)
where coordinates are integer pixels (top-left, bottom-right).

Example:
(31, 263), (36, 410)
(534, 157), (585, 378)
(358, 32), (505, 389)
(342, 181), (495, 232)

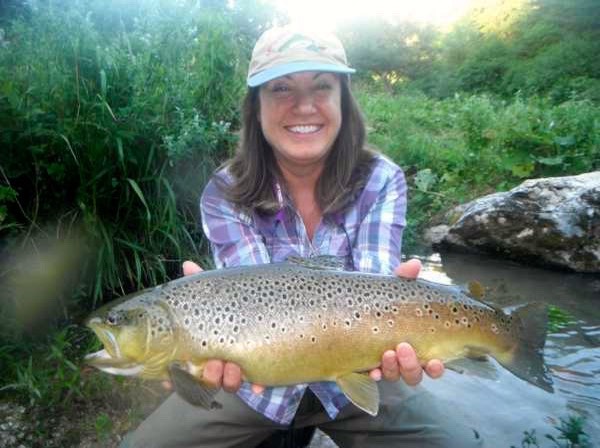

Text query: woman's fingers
(396, 342), (424, 386)
(393, 259), (422, 279)
(183, 260), (203, 276)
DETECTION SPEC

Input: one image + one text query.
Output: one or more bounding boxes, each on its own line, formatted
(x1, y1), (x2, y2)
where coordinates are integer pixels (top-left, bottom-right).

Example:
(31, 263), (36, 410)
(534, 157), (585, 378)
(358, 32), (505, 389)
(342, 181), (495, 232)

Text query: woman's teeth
(288, 125), (320, 134)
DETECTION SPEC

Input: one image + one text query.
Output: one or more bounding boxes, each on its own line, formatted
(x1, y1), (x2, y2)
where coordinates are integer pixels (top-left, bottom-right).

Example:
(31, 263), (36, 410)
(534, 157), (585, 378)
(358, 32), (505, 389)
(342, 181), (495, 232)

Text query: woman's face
(258, 71), (342, 171)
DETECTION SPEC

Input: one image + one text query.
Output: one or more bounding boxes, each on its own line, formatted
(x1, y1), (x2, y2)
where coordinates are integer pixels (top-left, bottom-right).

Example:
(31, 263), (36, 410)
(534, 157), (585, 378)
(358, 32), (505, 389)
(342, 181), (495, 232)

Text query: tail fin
(499, 303), (553, 392)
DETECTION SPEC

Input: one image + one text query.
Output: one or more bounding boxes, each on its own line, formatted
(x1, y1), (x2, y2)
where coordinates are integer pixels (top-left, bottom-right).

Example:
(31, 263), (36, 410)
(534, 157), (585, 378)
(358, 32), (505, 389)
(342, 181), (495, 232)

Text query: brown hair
(221, 76), (375, 216)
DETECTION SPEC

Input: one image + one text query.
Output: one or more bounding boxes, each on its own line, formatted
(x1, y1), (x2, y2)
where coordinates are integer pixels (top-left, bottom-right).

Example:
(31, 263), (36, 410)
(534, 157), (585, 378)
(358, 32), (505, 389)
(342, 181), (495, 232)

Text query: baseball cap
(247, 25), (356, 87)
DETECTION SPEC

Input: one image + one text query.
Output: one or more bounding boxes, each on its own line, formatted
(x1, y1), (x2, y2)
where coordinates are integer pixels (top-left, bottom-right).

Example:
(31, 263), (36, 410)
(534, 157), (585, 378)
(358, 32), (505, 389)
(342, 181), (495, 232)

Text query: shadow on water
(414, 251), (600, 446)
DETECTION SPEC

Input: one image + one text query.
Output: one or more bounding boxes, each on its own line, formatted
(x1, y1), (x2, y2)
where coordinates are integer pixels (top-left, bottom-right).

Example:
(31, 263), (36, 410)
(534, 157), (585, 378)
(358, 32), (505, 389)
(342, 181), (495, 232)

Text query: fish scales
(86, 260), (552, 415)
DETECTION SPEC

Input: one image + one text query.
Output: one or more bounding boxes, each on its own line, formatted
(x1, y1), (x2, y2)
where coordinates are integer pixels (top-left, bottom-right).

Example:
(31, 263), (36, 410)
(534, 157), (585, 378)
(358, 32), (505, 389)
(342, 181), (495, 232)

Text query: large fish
(85, 257), (552, 416)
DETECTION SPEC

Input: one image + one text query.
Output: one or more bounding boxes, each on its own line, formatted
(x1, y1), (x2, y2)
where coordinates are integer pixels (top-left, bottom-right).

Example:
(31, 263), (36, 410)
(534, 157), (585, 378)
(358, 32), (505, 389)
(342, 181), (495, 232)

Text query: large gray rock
(428, 172), (600, 272)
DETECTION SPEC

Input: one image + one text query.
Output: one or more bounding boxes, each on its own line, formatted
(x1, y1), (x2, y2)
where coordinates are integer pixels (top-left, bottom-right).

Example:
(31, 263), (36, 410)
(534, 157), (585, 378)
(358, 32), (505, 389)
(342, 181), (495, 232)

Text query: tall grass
(0, 1), (250, 312)
(0, 0), (271, 406)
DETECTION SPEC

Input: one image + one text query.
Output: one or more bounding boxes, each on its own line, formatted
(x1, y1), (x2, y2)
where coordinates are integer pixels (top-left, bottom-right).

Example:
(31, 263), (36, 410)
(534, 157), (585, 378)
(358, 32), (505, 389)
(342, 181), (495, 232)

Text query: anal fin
(168, 362), (222, 410)
(336, 372), (379, 416)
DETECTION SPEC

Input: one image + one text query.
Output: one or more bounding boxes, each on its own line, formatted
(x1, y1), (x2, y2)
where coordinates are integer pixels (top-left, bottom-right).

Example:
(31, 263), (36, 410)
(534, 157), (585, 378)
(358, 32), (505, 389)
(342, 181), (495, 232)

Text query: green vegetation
(0, 0), (598, 442)
(512, 415), (591, 448)
(357, 86), (599, 247)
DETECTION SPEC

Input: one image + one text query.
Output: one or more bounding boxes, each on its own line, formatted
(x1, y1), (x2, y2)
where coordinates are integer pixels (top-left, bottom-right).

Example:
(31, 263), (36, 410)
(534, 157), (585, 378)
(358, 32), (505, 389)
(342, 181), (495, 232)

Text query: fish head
(85, 295), (177, 378)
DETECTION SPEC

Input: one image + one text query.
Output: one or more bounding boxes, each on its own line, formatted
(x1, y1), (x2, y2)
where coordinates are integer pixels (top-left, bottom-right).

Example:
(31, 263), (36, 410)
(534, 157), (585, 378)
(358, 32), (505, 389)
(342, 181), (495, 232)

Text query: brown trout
(85, 257), (552, 415)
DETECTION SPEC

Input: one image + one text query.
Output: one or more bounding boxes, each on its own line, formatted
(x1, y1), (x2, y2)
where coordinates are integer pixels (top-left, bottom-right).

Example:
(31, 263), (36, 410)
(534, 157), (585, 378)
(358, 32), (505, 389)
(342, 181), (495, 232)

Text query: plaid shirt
(200, 154), (407, 425)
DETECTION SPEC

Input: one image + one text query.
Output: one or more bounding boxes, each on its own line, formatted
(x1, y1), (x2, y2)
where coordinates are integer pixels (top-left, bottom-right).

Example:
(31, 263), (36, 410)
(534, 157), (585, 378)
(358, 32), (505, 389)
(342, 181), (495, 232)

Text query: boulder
(429, 172), (600, 273)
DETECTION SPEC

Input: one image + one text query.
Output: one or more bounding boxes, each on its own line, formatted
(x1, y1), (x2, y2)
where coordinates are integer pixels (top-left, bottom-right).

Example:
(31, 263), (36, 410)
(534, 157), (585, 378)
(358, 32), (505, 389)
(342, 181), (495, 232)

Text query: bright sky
(269, 0), (475, 31)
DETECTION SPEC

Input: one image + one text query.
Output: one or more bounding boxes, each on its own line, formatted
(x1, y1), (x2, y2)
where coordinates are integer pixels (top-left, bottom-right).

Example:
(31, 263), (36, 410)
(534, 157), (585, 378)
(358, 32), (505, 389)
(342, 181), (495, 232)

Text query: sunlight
(269, 0), (475, 32)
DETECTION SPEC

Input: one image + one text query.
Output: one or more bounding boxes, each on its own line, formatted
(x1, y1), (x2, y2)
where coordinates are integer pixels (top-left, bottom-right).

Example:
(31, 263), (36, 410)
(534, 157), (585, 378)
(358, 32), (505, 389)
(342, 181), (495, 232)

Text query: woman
(127, 25), (483, 448)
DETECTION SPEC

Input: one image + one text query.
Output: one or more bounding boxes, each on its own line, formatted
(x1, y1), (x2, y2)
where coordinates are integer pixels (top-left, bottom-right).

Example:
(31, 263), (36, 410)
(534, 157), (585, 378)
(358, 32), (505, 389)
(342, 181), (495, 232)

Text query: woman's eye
(316, 82), (332, 91)
(272, 84), (290, 93)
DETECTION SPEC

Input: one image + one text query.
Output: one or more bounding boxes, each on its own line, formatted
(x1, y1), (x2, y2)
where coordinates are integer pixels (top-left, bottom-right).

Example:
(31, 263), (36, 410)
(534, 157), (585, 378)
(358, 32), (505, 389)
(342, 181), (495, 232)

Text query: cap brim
(247, 61), (356, 87)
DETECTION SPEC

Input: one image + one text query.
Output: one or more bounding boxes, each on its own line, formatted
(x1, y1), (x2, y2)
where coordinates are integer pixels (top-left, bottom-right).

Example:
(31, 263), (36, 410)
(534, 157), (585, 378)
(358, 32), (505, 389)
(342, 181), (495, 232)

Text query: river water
(415, 251), (600, 447)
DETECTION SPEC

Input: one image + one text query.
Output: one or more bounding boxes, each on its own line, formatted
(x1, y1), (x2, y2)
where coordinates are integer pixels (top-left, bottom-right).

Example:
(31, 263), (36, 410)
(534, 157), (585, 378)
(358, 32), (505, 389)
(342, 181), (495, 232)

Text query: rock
(430, 172), (600, 273)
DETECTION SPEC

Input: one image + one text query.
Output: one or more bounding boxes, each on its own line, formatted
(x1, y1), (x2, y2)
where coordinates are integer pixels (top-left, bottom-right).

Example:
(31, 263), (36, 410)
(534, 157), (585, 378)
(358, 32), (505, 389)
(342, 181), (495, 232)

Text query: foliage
(356, 84), (600, 249)
(0, 0), (277, 407)
(0, 0), (275, 316)
(337, 18), (439, 89)
(511, 415), (591, 448)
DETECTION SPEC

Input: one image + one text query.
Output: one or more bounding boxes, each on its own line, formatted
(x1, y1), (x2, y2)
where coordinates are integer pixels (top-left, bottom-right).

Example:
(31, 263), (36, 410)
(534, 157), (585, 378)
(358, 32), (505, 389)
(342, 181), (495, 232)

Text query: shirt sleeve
(352, 162), (407, 274)
(200, 177), (270, 268)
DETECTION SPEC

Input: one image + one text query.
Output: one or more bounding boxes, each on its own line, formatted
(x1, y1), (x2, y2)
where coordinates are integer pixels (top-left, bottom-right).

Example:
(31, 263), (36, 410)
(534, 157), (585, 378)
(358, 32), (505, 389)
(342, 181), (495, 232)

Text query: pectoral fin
(336, 372), (379, 416)
(168, 362), (222, 410)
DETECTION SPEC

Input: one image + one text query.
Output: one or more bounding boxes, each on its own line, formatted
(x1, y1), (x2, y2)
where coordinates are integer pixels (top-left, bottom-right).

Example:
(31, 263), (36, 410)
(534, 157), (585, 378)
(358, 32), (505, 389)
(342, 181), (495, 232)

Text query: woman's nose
(293, 91), (317, 114)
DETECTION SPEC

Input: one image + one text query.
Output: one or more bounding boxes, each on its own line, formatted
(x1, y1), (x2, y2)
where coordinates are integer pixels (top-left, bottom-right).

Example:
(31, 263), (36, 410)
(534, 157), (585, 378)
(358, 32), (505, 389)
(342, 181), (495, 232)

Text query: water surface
(416, 251), (600, 446)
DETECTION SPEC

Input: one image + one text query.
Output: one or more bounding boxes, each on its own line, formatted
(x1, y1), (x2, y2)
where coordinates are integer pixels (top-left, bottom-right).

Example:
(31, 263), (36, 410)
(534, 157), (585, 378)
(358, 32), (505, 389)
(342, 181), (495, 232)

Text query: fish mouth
(85, 317), (146, 376)
(84, 349), (144, 376)
(87, 317), (121, 358)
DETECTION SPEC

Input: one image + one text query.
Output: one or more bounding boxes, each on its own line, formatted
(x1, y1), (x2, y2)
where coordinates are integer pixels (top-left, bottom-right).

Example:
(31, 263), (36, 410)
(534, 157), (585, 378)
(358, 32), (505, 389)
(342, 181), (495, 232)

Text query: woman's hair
(221, 75), (375, 216)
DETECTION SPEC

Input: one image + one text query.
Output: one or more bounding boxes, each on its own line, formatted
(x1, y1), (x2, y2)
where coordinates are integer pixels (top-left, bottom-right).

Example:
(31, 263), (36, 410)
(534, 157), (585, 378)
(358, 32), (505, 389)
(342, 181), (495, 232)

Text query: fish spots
(415, 308), (423, 318)
(444, 321), (452, 329)
(429, 327), (436, 334)
(311, 336), (317, 344)
(372, 326), (380, 334)
(387, 319), (394, 327)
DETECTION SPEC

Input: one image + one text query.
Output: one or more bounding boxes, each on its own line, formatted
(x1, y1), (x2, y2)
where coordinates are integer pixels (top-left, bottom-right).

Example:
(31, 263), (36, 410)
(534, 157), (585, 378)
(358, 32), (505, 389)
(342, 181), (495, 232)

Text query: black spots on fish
(454, 318), (461, 326)
(363, 304), (371, 314)
(372, 326), (380, 334)
(193, 308), (200, 317)
(280, 326), (287, 333)
(309, 299), (315, 307)
(386, 319), (394, 328)
(321, 323), (328, 332)
(240, 317), (247, 326)
(310, 336), (317, 344)
(354, 311), (361, 320)
(219, 337), (225, 345)
(344, 319), (352, 328)
(197, 323), (204, 331)
(298, 315), (305, 323)
(451, 305), (459, 315)
(375, 311), (383, 319)
(429, 327), (436, 334)
(444, 321), (452, 329)
(183, 303), (189, 312)
(320, 303), (328, 311)
(213, 329), (219, 336)
(391, 306), (399, 315)
(201, 340), (208, 348)
(184, 318), (190, 327)
(434, 313), (440, 320)
(271, 322), (277, 329)
(214, 316), (221, 325)
(257, 314), (263, 322)
(346, 298), (354, 307)
(229, 338), (235, 345)
(415, 308), (423, 318)
(461, 317), (469, 326)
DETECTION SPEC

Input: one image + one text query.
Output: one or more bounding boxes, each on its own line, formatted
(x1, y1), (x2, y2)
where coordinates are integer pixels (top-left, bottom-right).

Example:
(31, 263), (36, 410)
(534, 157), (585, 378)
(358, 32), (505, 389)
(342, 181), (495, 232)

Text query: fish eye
(106, 313), (119, 325)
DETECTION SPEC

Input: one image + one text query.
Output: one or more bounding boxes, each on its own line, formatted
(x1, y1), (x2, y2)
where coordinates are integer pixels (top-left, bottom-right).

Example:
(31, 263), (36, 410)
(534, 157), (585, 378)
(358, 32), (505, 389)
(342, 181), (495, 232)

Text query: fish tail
(498, 303), (553, 392)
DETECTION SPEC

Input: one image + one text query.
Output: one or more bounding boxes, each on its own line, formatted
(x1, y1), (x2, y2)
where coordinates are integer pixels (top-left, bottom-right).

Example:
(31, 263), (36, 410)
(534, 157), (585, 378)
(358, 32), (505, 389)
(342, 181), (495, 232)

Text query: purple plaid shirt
(200, 154), (407, 425)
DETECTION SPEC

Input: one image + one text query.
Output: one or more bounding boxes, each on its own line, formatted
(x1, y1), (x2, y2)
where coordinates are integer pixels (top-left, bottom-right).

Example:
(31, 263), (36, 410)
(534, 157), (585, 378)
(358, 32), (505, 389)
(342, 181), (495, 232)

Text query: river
(415, 251), (600, 446)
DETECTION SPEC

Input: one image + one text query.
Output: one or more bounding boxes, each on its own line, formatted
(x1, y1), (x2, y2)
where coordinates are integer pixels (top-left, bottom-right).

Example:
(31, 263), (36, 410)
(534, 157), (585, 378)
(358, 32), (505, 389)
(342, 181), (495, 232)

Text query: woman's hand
(368, 259), (445, 385)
